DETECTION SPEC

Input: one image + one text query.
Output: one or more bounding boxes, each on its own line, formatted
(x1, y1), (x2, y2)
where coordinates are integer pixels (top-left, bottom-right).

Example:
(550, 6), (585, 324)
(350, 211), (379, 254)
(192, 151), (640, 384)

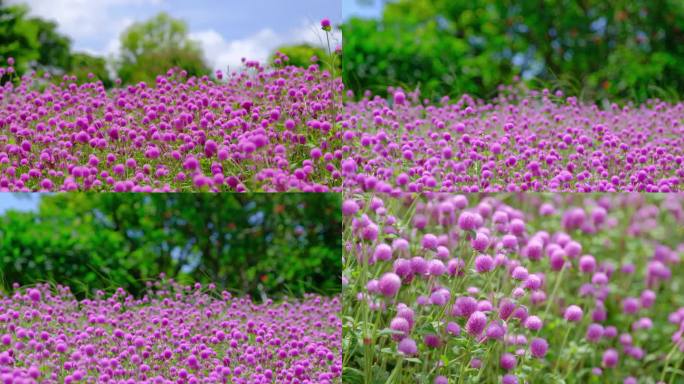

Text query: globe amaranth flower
(530, 338), (549, 358)
(378, 273), (401, 297)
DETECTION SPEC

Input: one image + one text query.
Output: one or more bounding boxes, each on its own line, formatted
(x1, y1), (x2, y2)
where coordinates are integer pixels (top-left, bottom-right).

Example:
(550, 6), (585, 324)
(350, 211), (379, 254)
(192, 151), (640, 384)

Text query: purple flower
(378, 273), (402, 297)
(530, 338), (548, 358)
(564, 305), (584, 322)
(602, 348), (619, 368)
(502, 374), (519, 384)
(373, 244), (393, 261)
(500, 353), (517, 371)
(474, 254), (494, 273)
(320, 18), (332, 31)
(398, 337), (417, 355)
(465, 311), (487, 336)
(458, 211), (479, 231)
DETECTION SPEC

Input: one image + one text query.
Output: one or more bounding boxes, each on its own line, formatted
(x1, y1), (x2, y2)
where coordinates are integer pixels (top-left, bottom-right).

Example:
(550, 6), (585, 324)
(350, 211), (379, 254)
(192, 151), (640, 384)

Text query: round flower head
(422, 233), (438, 250)
(396, 304), (415, 327)
(530, 338), (548, 358)
(602, 348), (618, 368)
(474, 254), (494, 273)
(423, 333), (441, 348)
(430, 290), (447, 306)
(485, 323), (505, 340)
(398, 337), (417, 356)
(320, 18), (332, 31)
(525, 315), (543, 331)
(500, 353), (516, 370)
(502, 374), (519, 384)
(510, 218), (525, 235)
(526, 240), (544, 261)
(564, 305), (583, 322)
(373, 244), (393, 262)
(392, 238), (409, 252)
(378, 273), (401, 297)
(471, 232), (489, 252)
(579, 255), (596, 273)
(592, 272), (608, 285)
(511, 266), (528, 280)
(446, 322), (461, 336)
(586, 323), (604, 343)
(27, 288), (41, 302)
(502, 234), (518, 249)
(453, 296), (478, 318)
(393, 91), (406, 106)
(410, 256), (429, 275)
(603, 326), (618, 339)
(394, 259), (412, 277)
(499, 299), (516, 320)
(389, 317), (410, 339)
(640, 289), (656, 308)
(428, 259), (446, 276)
(465, 311), (487, 336)
(458, 211), (479, 231)
(622, 297), (639, 314)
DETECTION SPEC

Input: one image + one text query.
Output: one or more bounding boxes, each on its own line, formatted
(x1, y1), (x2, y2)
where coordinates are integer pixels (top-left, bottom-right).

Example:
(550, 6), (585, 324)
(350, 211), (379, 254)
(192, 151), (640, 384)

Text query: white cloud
(7, 0), (159, 54)
(190, 21), (342, 72)
(8, 1), (343, 73)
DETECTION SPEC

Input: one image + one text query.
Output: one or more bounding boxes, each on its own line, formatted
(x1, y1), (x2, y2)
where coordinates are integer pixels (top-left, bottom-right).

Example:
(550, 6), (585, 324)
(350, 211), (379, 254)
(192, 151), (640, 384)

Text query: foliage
(343, 0), (684, 102)
(0, 193), (341, 299)
(271, 44), (342, 73)
(115, 12), (210, 84)
(342, 193), (684, 383)
(0, 283), (342, 383)
(68, 52), (113, 88)
(31, 17), (71, 73)
(0, 2), (110, 86)
(0, 3), (40, 75)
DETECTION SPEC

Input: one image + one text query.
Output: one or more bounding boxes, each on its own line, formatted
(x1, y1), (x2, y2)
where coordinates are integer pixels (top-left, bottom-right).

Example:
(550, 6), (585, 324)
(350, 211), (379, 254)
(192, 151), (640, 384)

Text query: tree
(31, 17), (71, 73)
(270, 44), (326, 68)
(69, 52), (113, 88)
(116, 12), (210, 84)
(344, 0), (684, 102)
(0, 3), (39, 74)
(0, 194), (341, 299)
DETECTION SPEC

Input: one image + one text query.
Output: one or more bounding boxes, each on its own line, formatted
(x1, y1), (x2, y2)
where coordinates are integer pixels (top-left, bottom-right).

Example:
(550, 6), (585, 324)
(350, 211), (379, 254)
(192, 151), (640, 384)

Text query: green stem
(543, 265), (566, 320)
(660, 342), (681, 383)
(553, 325), (573, 375)
(387, 358), (403, 384)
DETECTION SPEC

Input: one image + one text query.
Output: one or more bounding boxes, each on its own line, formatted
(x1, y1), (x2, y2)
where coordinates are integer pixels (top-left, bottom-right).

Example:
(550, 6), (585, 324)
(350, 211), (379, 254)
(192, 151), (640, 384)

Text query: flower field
(0, 57), (342, 192)
(0, 280), (341, 384)
(342, 193), (684, 383)
(3, 57), (684, 193)
(340, 87), (684, 194)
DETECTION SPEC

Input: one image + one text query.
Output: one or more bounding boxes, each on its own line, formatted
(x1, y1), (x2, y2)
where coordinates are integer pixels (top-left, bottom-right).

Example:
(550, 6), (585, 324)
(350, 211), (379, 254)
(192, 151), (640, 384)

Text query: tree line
(0, 193), (341, 299)
(0, 1), (331, 87)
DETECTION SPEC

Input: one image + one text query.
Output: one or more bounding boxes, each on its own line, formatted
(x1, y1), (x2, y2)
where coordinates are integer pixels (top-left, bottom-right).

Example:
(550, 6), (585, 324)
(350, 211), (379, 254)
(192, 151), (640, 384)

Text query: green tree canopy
(69, 52), (113, 88)
(116, 12), (210, 84)
(31, 17), (71, 73)
(0, 194), (341, 299)
(0, 3), (40, 74)
(344, 0), (684, 102)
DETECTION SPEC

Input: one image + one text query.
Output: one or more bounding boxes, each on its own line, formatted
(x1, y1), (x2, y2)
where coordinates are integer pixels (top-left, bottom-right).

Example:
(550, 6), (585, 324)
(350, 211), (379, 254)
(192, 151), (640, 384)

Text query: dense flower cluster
(0, 57), (343, 192)
(342, 193), (684, 383)
(0, 280), (341, 384)
(340, 87), (684, 193)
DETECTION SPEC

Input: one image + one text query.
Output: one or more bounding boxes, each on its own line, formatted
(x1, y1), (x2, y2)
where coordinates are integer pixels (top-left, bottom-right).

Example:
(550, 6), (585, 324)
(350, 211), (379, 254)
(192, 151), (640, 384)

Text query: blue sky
(0, 194), (41, 214)
(343, 0), (384, 20)
(8, 0), (342, 71)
